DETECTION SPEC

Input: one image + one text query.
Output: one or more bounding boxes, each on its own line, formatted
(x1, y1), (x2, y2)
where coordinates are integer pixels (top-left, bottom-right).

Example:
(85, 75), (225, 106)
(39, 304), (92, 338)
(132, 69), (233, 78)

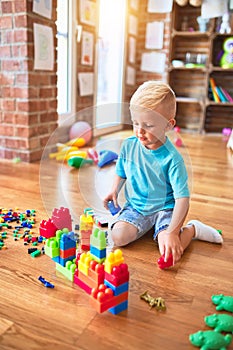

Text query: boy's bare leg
(110, 221), (138, 247)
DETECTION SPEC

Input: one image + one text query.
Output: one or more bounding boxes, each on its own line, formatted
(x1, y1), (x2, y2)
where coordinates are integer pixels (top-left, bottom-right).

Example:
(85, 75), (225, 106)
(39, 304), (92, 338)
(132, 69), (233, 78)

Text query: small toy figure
(140, 291), (166, 311)
(212, 294), (233, 313)
(204, 313), (233, 333)
(189, 330), (232, 349)
(220, 37), (233, 69)
(219, 13), (231, 34)
(38, 276), (54, 288)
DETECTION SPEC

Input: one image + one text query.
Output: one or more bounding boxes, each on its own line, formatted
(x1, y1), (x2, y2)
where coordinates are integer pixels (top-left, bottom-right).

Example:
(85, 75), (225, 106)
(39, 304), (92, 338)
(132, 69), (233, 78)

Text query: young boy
(103, 81), (223, 266)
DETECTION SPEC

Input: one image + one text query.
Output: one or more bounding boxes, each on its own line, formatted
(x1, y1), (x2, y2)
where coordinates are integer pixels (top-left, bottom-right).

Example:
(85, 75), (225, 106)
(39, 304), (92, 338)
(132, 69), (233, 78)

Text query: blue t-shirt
(115, 136), (190, 215)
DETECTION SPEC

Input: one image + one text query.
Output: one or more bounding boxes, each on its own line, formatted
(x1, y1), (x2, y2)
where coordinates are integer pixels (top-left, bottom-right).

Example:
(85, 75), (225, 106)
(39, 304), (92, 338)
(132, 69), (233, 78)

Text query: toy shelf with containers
(168, 3), (233, 133)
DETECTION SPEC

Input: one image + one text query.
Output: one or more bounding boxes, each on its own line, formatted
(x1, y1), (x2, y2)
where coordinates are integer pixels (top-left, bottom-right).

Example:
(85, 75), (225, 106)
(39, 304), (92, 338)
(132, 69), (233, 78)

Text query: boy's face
(131, 108), (175, 150)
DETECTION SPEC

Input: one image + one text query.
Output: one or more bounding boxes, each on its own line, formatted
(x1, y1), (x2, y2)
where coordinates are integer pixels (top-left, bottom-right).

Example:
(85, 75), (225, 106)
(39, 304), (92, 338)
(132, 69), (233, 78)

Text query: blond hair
(130, 80), (176, 120)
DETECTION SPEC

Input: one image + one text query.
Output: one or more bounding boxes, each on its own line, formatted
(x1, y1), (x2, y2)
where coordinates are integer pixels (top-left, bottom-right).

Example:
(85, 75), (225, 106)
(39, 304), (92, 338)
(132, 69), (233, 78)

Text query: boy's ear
(166, 118), (176, 131)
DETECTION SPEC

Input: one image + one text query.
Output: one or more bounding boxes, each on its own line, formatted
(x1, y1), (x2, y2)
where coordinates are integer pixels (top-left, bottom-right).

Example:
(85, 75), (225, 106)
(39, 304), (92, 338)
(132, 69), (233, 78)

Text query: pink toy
(69, 121), (92, 144)
(87, 148), (99, 164)
(51, 207), (72, 231)
(157, 253), (173, 269)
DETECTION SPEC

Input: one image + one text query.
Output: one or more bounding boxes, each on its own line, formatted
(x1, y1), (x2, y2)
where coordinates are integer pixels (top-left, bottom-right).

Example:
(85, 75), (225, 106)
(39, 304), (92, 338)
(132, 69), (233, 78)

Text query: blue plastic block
(107, 201), (121, 216)
(104, 280), (129, 296)
(60, 232), (76, 250)
(90, 245), (106, 259)
(59, 255), (76, 267)
(109, 300), (128, 315)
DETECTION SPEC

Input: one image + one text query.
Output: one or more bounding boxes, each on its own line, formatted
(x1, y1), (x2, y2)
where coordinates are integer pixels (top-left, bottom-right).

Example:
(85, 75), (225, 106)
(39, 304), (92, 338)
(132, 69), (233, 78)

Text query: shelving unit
(168, 3), (233, 133)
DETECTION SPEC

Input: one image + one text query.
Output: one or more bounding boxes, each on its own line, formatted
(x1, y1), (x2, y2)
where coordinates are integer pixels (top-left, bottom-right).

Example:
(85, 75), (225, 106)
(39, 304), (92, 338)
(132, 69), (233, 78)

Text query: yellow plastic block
(80, 214), (94, 231)
(104, 249), (124, 274)
(78, 251), (92, 276)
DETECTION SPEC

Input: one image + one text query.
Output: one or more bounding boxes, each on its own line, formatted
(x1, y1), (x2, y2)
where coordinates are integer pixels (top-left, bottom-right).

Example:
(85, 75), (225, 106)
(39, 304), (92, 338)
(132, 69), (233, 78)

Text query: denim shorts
(111, 205), (173, 240)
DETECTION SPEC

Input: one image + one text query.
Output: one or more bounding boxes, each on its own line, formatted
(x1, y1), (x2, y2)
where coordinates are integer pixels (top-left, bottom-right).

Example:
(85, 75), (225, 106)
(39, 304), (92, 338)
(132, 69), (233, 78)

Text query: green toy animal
(212, 294), (233, 313)
(189, 330), (232, 350)
(205, 313), (233, 333)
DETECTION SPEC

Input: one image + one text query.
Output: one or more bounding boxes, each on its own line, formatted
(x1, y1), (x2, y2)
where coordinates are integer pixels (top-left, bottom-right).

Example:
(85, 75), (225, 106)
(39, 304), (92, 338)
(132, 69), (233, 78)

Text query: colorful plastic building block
(78, 251), (92, 276)
(90, 284), (128, 313)
(39, 218), (57, 238)
(51, 207), (72, 231)
(204, 313), (233, 333)
(157, 253), (173, 269)
(104, 263), (129, 287)
(189, 330), (232, 349)
(107, 201), (121, 216)
(212, 294), (233, 313)
(104, 249), (124, 274)
(90, 228), (106, 250)
(56, 260), (76, 282)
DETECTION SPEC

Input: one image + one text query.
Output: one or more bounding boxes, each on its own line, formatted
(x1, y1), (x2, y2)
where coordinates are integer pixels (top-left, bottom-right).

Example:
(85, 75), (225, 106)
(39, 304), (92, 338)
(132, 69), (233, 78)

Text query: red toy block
(157, 253), (173, 269)
(51, 207), (72, 231)
(80, 244), (90, 251)
(39, 218), (57, 238)
(60, 247), (76, 259)
(74, 272), (92, 294)
(104, 263), (129, 287)
(90, 285), (128, 313)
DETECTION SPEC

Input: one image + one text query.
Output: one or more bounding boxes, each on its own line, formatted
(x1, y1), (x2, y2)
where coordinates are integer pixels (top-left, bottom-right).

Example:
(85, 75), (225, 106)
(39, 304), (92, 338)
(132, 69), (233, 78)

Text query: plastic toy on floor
(189, 330), (232, 349)
(157, 253), (173, 269)
(211, 294), (233, 313)
(97, 150), (118, 168)
(68, 156), (93, 168)
(204, 313), (233, 333)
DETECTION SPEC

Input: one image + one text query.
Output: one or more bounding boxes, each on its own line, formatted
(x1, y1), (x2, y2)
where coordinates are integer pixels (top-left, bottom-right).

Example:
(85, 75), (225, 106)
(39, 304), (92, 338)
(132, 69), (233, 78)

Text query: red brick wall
(0, 0), (58, 162)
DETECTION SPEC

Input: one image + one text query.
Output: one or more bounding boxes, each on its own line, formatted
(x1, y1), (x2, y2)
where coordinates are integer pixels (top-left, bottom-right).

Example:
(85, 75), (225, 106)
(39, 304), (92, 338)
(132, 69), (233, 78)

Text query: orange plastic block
(78, 251), (92, 276)
(88, 260), (105, 284)
(90, 285), (128, 313)
(104, 249), (124, 274)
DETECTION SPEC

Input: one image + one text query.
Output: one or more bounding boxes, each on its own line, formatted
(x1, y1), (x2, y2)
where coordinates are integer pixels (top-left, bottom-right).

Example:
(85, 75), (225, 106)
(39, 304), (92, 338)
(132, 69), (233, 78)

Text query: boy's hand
(158, 230), (183, 265)
(103, 192), (118, 210)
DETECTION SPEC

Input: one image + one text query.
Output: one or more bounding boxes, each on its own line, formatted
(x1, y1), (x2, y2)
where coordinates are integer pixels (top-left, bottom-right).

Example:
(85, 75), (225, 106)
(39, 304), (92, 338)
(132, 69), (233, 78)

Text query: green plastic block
(90, 227), (106, 250)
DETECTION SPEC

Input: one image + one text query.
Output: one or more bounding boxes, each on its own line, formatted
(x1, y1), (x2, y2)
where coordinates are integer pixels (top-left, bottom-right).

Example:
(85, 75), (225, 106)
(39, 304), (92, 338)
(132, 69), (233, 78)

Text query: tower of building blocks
(79, 209), (94, 251)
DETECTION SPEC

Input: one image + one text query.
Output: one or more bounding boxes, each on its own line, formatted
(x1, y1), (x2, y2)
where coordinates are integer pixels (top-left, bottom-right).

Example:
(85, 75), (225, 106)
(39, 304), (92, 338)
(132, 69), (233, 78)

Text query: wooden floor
(0, 132), (233, 350)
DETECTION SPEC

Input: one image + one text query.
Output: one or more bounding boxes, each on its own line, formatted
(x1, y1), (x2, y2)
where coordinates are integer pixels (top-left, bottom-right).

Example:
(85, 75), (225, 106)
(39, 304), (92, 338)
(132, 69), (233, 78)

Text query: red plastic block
(104, 263), (129, 287)
(74, 272), (92, 294)
(51, 207), (72, 231)
(80, 244), (90, 251)
(60, 247), (76, 259)
(39, 218), (57, 238)
(157, 253), (173, 269)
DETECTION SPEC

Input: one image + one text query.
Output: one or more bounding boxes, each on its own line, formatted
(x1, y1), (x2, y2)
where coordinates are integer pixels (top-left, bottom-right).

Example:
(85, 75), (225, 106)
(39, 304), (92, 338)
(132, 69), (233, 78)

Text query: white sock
(187, 220), (223, 244)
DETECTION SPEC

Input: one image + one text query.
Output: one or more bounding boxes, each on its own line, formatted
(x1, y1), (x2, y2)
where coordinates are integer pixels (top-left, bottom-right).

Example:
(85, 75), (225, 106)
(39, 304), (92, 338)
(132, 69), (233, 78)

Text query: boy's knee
(110, 222), (138, 246)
